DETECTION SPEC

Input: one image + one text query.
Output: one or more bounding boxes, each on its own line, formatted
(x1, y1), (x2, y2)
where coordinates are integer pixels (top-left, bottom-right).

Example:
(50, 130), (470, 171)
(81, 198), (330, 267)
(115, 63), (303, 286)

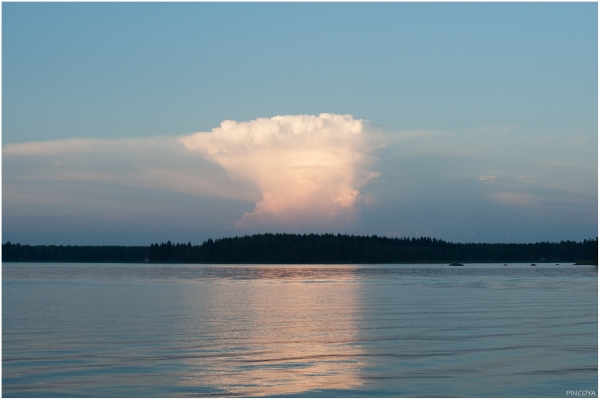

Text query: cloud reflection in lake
(176, 275), (364, 396)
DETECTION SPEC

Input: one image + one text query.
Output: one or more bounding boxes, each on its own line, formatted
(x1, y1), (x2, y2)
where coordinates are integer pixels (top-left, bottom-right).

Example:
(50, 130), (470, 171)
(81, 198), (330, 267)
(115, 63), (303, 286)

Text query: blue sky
(3, 3), (597, 245)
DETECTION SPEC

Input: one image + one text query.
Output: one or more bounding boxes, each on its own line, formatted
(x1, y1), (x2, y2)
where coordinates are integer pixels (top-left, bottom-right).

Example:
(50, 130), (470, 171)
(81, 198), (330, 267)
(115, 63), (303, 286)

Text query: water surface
(3, 263), (597, 397)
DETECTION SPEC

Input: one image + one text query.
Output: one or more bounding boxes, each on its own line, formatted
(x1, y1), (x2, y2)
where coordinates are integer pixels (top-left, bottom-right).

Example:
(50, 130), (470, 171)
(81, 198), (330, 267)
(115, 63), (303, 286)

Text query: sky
(2, 2), (597, 245)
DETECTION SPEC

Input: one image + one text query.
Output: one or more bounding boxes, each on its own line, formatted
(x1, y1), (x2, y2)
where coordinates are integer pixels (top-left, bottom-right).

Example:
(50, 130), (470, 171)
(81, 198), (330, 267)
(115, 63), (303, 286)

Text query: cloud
(534, 157), (571, 167)
(180, 113), (382, 229)
(3, 114), (383, 240)
(5, 120), (594, 245)
(515, 175), (541, 184)
(477, 175), (497, 184)
(3, 137), (259, 202)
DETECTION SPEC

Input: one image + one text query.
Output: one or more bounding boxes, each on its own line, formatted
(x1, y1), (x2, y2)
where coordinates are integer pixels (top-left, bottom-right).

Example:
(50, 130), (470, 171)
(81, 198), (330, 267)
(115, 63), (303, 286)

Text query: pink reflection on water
(178, 277), (364, 396)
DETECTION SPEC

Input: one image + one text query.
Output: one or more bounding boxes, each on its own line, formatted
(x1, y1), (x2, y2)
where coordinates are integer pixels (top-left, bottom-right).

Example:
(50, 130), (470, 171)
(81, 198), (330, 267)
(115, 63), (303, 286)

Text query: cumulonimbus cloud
(180, 113), (382, 229)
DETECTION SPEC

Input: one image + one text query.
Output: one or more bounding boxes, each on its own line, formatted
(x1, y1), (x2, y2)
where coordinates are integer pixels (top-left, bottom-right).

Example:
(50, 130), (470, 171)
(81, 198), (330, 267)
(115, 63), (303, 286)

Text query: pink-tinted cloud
(180, 114), (382, 229)
(3, 137), (259, 202)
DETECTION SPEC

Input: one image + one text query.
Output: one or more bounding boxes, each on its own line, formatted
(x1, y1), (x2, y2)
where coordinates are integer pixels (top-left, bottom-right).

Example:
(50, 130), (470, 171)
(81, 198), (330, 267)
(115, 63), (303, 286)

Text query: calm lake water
(3, 263), (597, 397)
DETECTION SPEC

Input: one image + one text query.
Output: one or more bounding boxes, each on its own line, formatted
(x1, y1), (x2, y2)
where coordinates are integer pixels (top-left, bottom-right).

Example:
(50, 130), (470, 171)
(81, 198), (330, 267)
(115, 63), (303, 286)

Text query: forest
(2, 234), (597, 264)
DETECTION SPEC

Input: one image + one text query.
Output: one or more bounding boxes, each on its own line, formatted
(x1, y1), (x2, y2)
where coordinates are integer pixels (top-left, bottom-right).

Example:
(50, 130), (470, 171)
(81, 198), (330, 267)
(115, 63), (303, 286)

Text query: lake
(2, 263), (597, 397)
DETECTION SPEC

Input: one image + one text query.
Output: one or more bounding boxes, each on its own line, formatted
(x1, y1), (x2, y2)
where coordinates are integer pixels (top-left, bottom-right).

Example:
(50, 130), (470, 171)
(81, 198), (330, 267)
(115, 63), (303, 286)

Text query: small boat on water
(449, 262), (464, 266)
(530, 263), (536, 266)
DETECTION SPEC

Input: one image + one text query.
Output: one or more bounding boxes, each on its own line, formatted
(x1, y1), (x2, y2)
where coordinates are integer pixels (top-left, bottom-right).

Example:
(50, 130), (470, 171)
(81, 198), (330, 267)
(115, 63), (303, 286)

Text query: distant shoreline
(3, 234), (597, 265)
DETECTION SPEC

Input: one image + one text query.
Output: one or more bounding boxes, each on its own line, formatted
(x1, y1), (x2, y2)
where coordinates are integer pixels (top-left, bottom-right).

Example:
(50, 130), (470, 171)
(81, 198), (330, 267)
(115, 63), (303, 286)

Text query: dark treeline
(3, 234), (598, 264)
(2, 243), (147, 263)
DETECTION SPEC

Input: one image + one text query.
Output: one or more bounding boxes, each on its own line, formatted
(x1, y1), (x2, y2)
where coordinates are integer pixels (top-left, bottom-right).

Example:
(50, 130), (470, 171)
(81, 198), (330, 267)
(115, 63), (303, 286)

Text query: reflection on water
(2, 263), (597, 397)
(178, 280), (363, 396)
